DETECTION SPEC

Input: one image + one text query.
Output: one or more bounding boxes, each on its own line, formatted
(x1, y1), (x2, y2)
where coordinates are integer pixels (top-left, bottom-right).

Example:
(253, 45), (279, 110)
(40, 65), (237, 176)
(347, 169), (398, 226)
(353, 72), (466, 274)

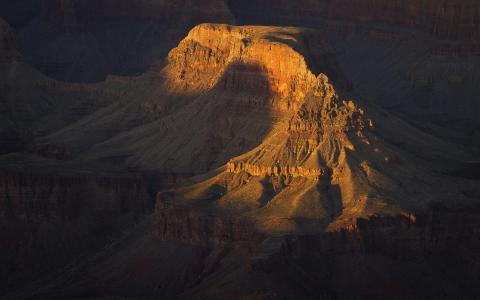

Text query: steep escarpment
(282, 208), (480, 299)
(163, 24), (339, 105)
(0, 169), (178, 292)
(6, 203), (479, 299)
(175, 208), (480, 300)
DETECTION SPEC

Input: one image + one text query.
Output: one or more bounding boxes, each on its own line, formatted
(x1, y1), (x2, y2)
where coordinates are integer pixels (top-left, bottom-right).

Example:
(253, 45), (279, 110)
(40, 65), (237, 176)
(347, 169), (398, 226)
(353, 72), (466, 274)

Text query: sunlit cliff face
(163, 25), (321, 107)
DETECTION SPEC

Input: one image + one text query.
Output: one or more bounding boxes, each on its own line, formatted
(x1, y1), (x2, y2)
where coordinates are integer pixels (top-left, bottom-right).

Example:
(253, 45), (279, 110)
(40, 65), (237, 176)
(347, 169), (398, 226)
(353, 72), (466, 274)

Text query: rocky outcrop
(163, 24), (334, 109)
(226, 161), (324, 178)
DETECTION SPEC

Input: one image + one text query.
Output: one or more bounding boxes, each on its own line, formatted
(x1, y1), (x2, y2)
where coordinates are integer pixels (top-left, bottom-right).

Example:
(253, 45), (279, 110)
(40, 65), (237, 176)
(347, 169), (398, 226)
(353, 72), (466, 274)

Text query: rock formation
(0, 3), (480, 299)
(37, 24), (340, 173)
(144, 24), (477, 239)
(12, 23), (472, 233)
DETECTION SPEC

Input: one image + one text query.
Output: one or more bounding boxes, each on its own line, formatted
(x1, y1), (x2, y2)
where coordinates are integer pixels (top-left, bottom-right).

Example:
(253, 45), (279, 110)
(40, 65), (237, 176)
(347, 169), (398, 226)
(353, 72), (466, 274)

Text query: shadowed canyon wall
(0, 170), (185, 292)
(154, 199), (480, 299)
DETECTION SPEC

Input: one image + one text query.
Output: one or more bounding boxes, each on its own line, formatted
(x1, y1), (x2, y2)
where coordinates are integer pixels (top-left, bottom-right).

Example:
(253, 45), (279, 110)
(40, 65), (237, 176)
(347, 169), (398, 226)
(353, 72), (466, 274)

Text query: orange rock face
(163, 24), (352, 113)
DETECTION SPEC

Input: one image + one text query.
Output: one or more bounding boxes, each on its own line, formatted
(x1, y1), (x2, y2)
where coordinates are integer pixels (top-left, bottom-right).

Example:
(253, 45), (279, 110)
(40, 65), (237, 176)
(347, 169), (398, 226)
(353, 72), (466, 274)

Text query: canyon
(0, 1), (480, 299)
(2, 0), (480, 145)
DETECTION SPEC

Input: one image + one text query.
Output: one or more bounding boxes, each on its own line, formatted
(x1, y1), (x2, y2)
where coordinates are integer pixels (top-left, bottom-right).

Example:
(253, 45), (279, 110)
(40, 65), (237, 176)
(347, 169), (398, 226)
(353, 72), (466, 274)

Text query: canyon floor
(1, 2), (480, 299)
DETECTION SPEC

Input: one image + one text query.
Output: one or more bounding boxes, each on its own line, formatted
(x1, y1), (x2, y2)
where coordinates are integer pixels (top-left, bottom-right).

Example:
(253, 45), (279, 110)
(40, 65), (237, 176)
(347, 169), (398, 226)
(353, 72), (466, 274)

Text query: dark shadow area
(0, 1), (233, 83)
(448, 161), (480, 180)
(0, 1), (40, 27)
(258, 177), (276, 207)
(202, 61), (276, 171)
(288, 206), (480, 300)
(325, 183), (343, 221)
(0, 58), (277, 298)
(262, 31), (348, 89)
